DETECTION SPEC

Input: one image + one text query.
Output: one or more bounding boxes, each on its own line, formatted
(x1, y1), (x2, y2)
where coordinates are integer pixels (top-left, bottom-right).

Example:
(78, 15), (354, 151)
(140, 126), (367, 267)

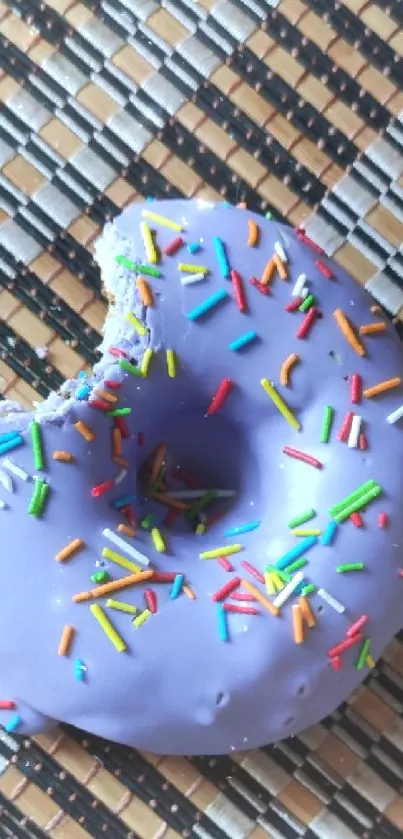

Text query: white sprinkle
(0, 470), (13, 492)
(273, 571), (304, 609)
(180, 272), (206, 286)
(347, 414), (361, 448)
(386, 404), (403, 424)
(317, 588), (345, 614)
(292, 273), (307, 297)
(2, 458), (29, 481)
(274, 241), (287, 263)
(103, 527), (150, 567)
(114, 469), (128, 485)
(168, 490), (236, 499)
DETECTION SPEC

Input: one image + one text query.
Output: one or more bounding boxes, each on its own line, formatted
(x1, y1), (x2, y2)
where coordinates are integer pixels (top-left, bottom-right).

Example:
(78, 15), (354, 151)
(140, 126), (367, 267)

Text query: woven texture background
(1, 1), (403, 837)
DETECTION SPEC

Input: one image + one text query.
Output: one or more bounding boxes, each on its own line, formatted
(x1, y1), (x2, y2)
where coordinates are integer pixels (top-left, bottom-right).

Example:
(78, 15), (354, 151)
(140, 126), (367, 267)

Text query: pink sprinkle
(108, 346), (127, 358)
(163, 236), (184, 256)
(0, 700), (15, 710)
(338, 411), (354, 442)
(91, 479), (114, 498)
(346, 615), (369, 638)
(378, 512), (388, 529)
(230, 592), (257, 602)
(152, 573), (177, 583)
(240, 561), (264, 584)
(327, 634), (363, 658)
(331, 655), (343, 671)
(144, 589), (157, 614)
(297, 229), (325, 254)
(104, 380), (122, 389)
(212, 577), (241, 602)
(350, 373), (362, 404)
(315, 259), (333, 279)
(223, 604), (259, 615)
(283, 446), (323, 469)
(89, 399), (110, 412)
(285, 297), (303, 312)
(218, 556), (234, 572)
(358, 432), (368, 450)
(350, 512), (363, 528)
(297, 306), (319, 339)
(249, 276), (271, 296)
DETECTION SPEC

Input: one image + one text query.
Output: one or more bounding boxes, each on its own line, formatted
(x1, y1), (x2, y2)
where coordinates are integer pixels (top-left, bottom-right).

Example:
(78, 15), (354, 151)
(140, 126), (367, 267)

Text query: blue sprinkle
(76, 384), (91, 400)
(170, 573), (184, 600)
(5, 714), (21, 733)
(225, 521), (261, 537)
(186, 289), (228, 321)
(77, 370), (87, 380)
(112, 494), (137, 509)
(187, 242), (201, 254)
(0, 435), (23, 456)
(0, 431), (21, 444)
(213, 236), (230, 278)
(229, 331), (258, 352)
(74, 659), (86, 681)
(321, 521), (337, 546)
(217, 604), (229, 642)
(275, 536), (318, 571)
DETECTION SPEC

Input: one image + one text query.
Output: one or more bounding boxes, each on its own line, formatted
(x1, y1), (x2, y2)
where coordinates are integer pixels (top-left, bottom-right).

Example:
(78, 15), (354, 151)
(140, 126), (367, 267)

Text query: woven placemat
(1, 1), (403, 837)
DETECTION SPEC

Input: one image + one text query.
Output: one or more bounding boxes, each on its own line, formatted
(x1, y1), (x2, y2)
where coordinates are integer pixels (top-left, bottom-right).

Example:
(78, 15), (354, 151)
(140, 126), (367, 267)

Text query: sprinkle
(0, 701), (15, 710)
(89, 398), (110, 412)
(350, 373), (362, 404)
(28, 479), (44, 516)
(142, 209), (182, 231)
(0, 434), (23, 455)
(217, 604), (229, 641)
(74, 421), (95, 442)
(247, 219), (259, 247)
(102, 547), (142, 574)
(330, 481), (378, 517)
(58, 625), (75, 656)
(163, 236), (184, 256)
(74, 659), (86, 681)
(74, 570), (153, 603)
(2, 457), (29, 479)
(91, 479), (114, 498)
(333, 309), (366, 356)
(186, 289), (228, 321)
(5, 715), (21, 733)
(366, 654), (376, 669)
(180, 272), (206, 286)
(145, 589), (157, 613)
(297, 306), (319, 339)
(302, 583), (316, 597)
(241, 579), (279, 616)
(212, 577), (241, 602)
(200, 544), (242, 560)
(351, 510), (363, 526)
(56, 538), (85, 563)
(166, 349), (177, 378)
(292, 604), (304, 644)
(225, 521), (260, 537)
(186, 489), (217, 521)
(292, 528), (321, 537)
(355, 638), (372, 669)
(90, 604), (127, 652)
(261, 257), (276, 286)
(179, 263), (208, 275)
(108, 345), (128, 358)
(287, 509), (316, 529)
(229, 331), (257, 352)
(285, 297), (304, 312)
(249, 276), (270, 296)
(321, 521), (337, 545)
(107, 599), (137, 614)
(231, 269), (248, 313)
(103, 528), (150, 566)
(292, 274), (307, 297)
(91, 571), (110, 584)
(363, 377), (401, 398)
(141, 513), (153, 529)
(140, 221), (158, 264)
(348, 414), (362, 448)
(0, 470), (12, 492)
(299, 294), (315, 313)
(140, 347), (154, 378)
(36, 481), (50, 516)
(113, 494), (136, 510)
(331, 656), (343, 671)
(125, 312), (148, 337)
(275, 536), (318, 571)
(133, 609), (152, 628)
(378, 512), (388, 528)
(187, 242), (201, 254)
(320, 405), (334, 444)
(152, 573), (176, 583)
(327, 634), (362, 658)
(347, 615), (369, 638)
(136, 277), (154, 306)
(333, 485), (382, 524)
(170, 574), (184, 600)
(265, 571), (283, 595)
(317, 588), (345, 613)
(0, 431), (22, 444)
(117, 256), (162, 277)
(224, 603), (259, 615)
(386, 404), (403, 424)
(338, 411), (354, 442)
(151, 527), (166, 553)
(315, 259), (333, 278)
(214, 236), (230, 278)
(280, 353), (300, 387)
(336, 562), (364, 573)
(260, 379), (300, 431)
(299, 596), (316, 628)
(240, 561), (264, 583)
(30, 421), (44, 470)
(218, 556), (233, 571)
(231, 592), (256, 602)
(273, 571), (304, 608)
(274, 241), (287, 263)
(206, 378), (233, 416)
(283, 446), (322, 469)
(104, 380), (122, 390)
(112, 427), (122, 458)
(297, 230), (324, 253)
(359, 322), (387, 335)
(76, 385), (91, 401)
(273, 252), (288, 280)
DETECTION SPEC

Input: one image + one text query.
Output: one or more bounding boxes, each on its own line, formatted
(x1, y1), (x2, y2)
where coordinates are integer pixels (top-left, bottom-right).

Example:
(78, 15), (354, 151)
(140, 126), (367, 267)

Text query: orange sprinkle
(299, 596), (316, 628)
(292, 604), (304, 644)
(55, 538), (85, 563)
(333, 309), (366, 357)
(247, 219), (259, 247)
(118, 523), (136, 538)
(359, 322), (387, 335)
(273, 252), (288, 280)
(74, 420), (95, 442)
(261, 257), (276, 286)
(73, 570), (154, 603)
(112, 427), (122, 457)
(371, 304), (382, 314)
(146, 443), (167, 488)
(113, 455), (129, 468)
(280, 352), (300, 387)
(150, 491), (188, 510)
(136, 277), (154, 306)
(53, 451), (75, 462)
(95, 389), (117, 403)
(241, 579), (280, 617)
(58, 625), (75, 656)
(363, 377), (401, 398)
(183, 584), (196, 600)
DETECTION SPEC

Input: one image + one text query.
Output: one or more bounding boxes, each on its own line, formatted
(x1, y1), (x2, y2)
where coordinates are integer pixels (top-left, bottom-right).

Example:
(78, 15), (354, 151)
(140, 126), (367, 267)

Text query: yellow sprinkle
(264, 571), (276, 596)
(260, 378), (301, 431)
(200, 544), (242, 559)
(133, 608), (151, 628)
(183, 584), (196, 600)
(196, 523), (206, 535)
(178, 263), (208, 274)
(271, 572), (285, 592)
(90, 604), (127, 652)
(142, 209), (182, 232)
(292, 529), (322, 537)
(125, 312), (148, 336)
(166, 349), (176, 378)
(140, 221), (158, 264)
(106, 599), (137, 615)
(141, 347), (154, 377)
(366, 654), (376, 669)
(102, 547), (142, 574)
(151, 527), (166, 553)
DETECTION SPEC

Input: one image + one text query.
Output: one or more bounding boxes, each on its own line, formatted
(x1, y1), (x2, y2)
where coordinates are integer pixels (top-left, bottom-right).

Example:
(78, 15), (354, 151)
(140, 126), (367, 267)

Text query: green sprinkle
(141, 514), (153, 530)
(119, 359), (143, 377)
(106, 407), (132, 417)
(287, 509), (316, 529)
(28, 479), (44, 515)
(321, 405), (334, 444)
(137, 264), (161, 278)
(91, 571), (111, 584)
(36, 482), (50, 517)
(301, 583), (316, 597)
(336, 562), (364, 573)
(116, 255), (136, 270)
(265, 212), (273, 219)
(277, 570), (292, 584)
(187, 489), (217, 521)
(356, 638), (371, 670)
(30, 421), (44, 470)
(115, 256), (162, 277)
(334, 485), (381, 524)
(329, 480), (378, 517)
(284, 557), (308, 574)
(299, 294), (315, 313)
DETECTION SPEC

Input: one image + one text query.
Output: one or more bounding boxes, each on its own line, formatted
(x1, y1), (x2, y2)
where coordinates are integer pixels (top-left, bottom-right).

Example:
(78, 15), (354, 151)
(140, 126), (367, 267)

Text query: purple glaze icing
(1, 199), (403, 754)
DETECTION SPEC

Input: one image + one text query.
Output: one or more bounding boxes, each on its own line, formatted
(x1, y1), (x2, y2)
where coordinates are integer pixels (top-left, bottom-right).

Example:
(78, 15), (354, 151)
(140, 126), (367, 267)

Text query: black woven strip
(0, 791), (46, 839)
(382, 2), (403, 26)
(0, 321), (65, 396)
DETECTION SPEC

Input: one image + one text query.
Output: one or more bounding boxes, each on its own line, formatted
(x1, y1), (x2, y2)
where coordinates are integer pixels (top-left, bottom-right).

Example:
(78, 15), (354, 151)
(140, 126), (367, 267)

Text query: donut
(1, 198), (403, 755)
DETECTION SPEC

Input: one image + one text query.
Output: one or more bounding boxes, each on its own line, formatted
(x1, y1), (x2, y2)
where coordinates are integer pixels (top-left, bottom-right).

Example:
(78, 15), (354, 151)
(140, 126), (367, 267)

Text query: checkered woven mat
(1, 1), (403, 837)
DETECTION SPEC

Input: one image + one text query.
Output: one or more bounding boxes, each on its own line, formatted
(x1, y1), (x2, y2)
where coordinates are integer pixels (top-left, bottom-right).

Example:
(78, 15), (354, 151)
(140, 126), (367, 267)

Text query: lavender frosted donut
(1, 199), (403, 755)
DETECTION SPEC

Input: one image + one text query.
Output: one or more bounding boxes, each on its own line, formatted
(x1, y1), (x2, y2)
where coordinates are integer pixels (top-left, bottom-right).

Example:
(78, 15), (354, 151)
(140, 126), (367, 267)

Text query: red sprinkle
(163, 508), (180, 528)
(378, 512), (388, 529)
(283, 446), (323, 469)
(144, 589), (157, 614)
(108, 346), (127, 358)
(350, 373), (362, 404)
(174, 467), (200, 489)
(338, 412), (354, 442)
(327, 634), (363, 658)
(218, 556), (234, 572)
(206, 378), (233, 416)
(358, 432), (368, 450)
(138, 432), (145, 446)
(91, 479), (114, 498)
(331, 655), (343, 671)
(230, 592), (257, 601)
(315, 259), (333, 279)
(152, 572), (177, 583)
(122, 505), (137, 527)
(163, 236), (184, 256)
(285, 296), (304, 312)
(231, 270), (248, 313)
(240, 561), (264, 584)
(249, 276), (271, 296)
(0, 700), (15, 710)
(350, 512), (363, 528)
(104, 380), (122, 389)
(114, 416), (130, 439)
(89, 399), (110, 412)
(223, 604), (260, 615)
(212, 577), (241, 602)
(297, 306), (319, 339)
(346, 615), (369, 638)
(297, 229), (325, 254)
